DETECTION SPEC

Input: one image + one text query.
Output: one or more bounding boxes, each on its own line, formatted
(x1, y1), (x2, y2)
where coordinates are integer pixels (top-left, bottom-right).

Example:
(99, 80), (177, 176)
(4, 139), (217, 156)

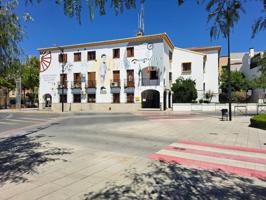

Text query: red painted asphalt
(149, 140), (266, 180)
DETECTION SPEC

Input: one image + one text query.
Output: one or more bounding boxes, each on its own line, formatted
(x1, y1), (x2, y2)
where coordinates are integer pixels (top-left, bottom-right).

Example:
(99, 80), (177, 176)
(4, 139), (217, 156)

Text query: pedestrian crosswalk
(0, 117), (54, 126)
(149, 140), (266, 180)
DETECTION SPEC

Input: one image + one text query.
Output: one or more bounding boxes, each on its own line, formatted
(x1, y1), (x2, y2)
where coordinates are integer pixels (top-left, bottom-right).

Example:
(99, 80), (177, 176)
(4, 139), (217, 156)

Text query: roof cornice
(37, 33), (174, 52)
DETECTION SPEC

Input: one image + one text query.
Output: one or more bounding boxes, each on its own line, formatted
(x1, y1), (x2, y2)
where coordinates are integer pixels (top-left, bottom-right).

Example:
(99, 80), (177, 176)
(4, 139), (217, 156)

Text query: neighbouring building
(219, 48), (266, 102)
(38, 33), (220, 112)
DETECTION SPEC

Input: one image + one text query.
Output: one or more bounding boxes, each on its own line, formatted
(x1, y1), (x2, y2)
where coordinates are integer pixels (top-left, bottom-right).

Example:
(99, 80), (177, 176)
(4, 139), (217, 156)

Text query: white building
(38, 33), (220, 112)
(219, 48), (265, 102)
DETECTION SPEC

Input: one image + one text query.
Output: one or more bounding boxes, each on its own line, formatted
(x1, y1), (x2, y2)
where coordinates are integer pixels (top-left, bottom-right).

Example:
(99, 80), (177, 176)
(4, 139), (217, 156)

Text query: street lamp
(54, 45), (65, 112)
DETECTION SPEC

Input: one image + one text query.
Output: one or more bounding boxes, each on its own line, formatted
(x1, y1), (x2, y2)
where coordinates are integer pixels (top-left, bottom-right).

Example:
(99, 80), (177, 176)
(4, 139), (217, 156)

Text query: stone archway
(141, 90), (160, 109)
(43, 94), (52, 108)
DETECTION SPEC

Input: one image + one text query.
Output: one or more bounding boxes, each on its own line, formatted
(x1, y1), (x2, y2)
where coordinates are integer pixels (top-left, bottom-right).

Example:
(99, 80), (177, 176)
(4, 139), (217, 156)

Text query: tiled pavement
(1, 112), (266, 199)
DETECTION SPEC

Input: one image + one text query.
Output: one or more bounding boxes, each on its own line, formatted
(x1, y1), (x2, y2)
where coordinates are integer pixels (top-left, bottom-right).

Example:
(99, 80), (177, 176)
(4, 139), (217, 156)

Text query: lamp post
(54, 45), (65, 112)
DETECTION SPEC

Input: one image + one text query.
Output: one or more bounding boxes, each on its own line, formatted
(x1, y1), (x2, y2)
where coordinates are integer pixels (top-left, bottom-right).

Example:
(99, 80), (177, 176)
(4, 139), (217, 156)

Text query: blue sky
(18, 0), (265, 58)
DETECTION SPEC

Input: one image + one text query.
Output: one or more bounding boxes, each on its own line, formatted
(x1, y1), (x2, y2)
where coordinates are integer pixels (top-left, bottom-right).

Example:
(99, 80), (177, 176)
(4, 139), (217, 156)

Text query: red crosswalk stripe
(148, 140), (266, 180)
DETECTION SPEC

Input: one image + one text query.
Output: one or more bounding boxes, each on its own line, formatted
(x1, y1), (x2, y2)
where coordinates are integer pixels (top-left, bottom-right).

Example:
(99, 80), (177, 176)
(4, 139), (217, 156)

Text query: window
(60, 74), (67, 88)
(127, 93), (134, 103)
(60, 94), (67, 103)
(74, 52), (81, 62)
(169, 72), (172, 82)
(88, 72), (96, 88)
(113, 93), (120, 103)
(87, 94), (96, 103)
(169, 51), (173, 62)
(87, 51), (96, 61)
(73, 94), (81, 103)
(59, 54), (67, 63)
(73, 73), (81, 88)
(127, 47), (134, 57)
(182, 62), (192, 74)
(113, 48), (120, 59)
(150, 70), (159, 80)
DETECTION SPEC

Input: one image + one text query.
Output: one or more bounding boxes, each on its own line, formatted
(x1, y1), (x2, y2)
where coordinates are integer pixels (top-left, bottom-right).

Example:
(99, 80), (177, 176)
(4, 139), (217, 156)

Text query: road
(0, 112), (61, 135)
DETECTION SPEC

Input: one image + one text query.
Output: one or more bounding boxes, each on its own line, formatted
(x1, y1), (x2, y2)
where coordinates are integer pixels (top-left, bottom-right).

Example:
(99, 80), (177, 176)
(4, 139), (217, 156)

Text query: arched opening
(43, 94), (52, 108)
(168, 92), (172, 108)
(163, 91), (167, 110)
(141, 90), (160, 109)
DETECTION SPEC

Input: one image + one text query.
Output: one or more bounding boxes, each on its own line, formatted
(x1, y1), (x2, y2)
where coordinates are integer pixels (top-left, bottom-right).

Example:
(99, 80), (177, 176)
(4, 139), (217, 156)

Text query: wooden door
(74, 73), (81, 87)
(60, 74), (67, 88)
(88, 72), (96, 87)
(127, 70), (134, 87)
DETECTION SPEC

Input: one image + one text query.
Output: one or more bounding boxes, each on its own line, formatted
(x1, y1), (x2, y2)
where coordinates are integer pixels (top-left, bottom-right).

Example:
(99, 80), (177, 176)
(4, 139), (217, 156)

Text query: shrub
(199, 99), (204, 103)
(171, 77), (197, 103)
(250, 114), (266, 130)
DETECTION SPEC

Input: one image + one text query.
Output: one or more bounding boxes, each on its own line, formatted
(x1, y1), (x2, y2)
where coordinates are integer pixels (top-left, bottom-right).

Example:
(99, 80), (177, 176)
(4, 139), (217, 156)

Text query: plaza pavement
(0, 111), (266, 199)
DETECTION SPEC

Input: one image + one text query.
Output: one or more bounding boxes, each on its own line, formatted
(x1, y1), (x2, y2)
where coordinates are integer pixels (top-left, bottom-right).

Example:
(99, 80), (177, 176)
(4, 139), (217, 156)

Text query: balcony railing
(124, 79), (135, 88)
(86, 80), (96, 88)
(57, 81), (68, 89)
(110, 79), (121, 88)
(71, 81), (82, 89)
(141, 78), (160, 86)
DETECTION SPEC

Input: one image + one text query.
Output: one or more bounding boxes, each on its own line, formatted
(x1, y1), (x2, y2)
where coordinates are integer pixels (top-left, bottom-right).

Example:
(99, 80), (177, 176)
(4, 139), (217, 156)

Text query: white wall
(203, 51), (219, 102)
(172, 48), (205, 100)
(39, 39), (167, 105)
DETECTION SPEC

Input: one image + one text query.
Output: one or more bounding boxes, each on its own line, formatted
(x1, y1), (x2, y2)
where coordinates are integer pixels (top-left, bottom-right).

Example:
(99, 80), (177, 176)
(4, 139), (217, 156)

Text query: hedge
(250, 114), (266, 130)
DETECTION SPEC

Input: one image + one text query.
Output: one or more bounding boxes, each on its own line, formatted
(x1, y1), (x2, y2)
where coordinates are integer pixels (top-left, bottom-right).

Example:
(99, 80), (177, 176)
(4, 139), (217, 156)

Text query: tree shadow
(84, 162), (266, 200)
(0, 134), (71, 186)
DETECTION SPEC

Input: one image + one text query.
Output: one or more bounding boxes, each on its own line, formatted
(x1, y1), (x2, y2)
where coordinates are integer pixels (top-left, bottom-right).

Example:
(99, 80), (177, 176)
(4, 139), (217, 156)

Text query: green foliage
(250, 114), (266, 130)
(171, 77), (197, 103)
(204, 90), (214, 102)
(252, 52), (266, 89)
(21, 56), (40, 91)
(0, 60), (21, 91)
(206, 0), (245, 39)
(220, 70), (251, 93)
(0, 0), (24, 73)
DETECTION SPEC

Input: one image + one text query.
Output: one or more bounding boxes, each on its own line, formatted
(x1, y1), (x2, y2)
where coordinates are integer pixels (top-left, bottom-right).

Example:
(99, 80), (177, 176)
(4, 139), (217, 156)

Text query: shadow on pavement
(84, 162), (266, 200)
(0, 134), (71, 186)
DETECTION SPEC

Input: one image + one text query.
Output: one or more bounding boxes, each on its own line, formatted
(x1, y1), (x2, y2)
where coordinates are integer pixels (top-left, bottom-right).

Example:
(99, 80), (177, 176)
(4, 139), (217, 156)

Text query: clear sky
(18, 0), (265, 58)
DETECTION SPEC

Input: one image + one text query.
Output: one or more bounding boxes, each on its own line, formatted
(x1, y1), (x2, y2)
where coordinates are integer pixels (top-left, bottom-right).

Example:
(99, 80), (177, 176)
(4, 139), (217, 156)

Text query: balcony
(71, 81), (82, 89)
(110, 79), (121, 94)
(85, 80), (97, 94)
(124, 79), (135, 88)
(141, 78), (160, 86)
(110, 79), (121, 88)
(57, 81), (68, 94)
(71, 81), (82, 94)
(57, 81), (68, 89)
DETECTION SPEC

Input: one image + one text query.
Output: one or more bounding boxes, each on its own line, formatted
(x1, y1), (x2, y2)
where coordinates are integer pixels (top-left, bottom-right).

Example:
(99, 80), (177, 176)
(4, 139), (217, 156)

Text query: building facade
(38, 33), (220, 112)
(219, 48), (265, 102)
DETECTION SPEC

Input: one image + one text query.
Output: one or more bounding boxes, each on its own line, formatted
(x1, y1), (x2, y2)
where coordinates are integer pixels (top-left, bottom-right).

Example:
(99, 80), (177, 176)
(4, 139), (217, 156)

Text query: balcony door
(127, 70), (134, 87)
(88, 72), (96, 88)
(74, 73), (81, 88)
(112, 71), (120, 86)
(60, 74), (67, 88)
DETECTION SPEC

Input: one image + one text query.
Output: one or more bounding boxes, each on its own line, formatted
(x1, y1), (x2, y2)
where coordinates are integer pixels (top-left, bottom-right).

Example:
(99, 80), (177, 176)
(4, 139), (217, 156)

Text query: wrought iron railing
(141, 78), (160, 86)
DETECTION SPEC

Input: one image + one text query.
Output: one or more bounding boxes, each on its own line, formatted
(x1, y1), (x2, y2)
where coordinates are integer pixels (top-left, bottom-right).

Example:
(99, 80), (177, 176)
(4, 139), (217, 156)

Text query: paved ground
(0, 111), (266, 199)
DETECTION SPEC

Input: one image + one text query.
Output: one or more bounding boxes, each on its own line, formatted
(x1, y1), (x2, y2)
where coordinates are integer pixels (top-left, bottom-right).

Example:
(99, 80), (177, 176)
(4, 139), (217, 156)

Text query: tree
(206, 0), (244, 120)
(171, 78), (197, 103)
(21, 56), (40, 106)
(0, 0), (23, 73)
(253, 51), (266, 89)
(219, 70), (251, 103)
(0, 59), (21, 108)
(220, 71), (251, 93)
(252, 0), (266, 38)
